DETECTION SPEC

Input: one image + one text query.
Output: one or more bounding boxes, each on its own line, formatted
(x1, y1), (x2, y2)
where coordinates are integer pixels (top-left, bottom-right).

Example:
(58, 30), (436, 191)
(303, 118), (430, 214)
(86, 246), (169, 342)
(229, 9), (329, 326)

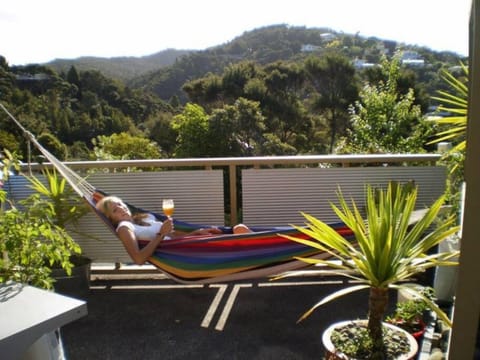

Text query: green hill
(41, 24), (464, 102)
(127, 24), (464, 101)
(46, 48), (194, 82)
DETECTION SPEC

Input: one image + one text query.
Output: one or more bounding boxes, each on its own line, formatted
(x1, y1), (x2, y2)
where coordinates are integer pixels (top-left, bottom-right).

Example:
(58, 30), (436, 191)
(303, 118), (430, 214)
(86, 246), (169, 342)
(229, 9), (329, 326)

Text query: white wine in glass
(162, 199), (174, 217)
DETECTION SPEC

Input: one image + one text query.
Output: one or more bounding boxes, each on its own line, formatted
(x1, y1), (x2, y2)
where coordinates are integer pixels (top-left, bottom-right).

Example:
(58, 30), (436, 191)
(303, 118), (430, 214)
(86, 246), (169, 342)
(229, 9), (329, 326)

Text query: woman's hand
(159, 218), (173, 237)
(193, 227), (222, 235)
(207, 227), (223, 234)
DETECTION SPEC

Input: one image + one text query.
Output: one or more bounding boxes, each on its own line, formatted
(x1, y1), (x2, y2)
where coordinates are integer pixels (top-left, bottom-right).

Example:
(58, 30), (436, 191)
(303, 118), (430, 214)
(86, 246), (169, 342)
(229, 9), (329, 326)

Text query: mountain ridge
(46, 48), (195, 81)
(44, 24), (465, 101)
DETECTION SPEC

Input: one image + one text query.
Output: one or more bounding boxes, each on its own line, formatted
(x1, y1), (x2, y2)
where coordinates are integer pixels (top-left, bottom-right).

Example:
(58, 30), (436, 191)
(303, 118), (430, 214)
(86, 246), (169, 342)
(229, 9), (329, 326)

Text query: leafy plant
(23, 168), (94, 269)
(336, 55), (433, 154)
(0, 203), (81, 289)
(386, 286), (435, 335)
(25, 168), (89, 229)
(280, 182), (459, 358)
(0, 152), (82, 289)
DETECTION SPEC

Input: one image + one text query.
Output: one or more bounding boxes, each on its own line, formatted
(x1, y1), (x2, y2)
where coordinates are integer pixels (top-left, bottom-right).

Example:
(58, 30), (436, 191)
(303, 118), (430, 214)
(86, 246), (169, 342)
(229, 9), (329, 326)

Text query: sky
(1, 0), (472, 66)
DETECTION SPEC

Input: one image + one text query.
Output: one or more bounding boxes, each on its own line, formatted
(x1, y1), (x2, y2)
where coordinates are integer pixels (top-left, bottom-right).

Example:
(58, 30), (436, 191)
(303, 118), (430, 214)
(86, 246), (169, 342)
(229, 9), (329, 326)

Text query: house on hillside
(400, 50), (425, 67)
(320, 33), (336, 42)
(353, 58), (376, 69)
(15, 73), (51, 81)
(301, 44), (321, 52)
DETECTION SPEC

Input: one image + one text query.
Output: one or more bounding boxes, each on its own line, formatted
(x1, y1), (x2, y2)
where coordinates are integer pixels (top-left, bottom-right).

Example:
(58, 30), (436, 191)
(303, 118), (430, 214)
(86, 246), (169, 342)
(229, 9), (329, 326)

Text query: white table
(0, 282), (87, 359)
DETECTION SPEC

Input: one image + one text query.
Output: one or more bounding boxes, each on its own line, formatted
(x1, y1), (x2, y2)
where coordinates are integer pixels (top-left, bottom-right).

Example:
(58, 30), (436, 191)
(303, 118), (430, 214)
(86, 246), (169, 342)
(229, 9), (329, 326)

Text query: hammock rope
(1, 104), (355, 284)
(0, 103), (96, 200)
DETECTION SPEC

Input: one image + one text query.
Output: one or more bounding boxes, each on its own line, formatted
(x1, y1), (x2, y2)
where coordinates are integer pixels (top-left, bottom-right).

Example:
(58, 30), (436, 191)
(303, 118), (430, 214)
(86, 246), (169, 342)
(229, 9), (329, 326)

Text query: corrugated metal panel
(6, 170), (224, 263)
(242, 166), (447, 227)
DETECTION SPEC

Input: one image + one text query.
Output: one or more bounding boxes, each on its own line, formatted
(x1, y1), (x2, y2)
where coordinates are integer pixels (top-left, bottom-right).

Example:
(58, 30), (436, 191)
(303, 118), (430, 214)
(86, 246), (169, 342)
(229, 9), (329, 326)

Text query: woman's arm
(117, 219), (173, 265)
(173, 224), (251, 236)
(171, 227), (223, 237)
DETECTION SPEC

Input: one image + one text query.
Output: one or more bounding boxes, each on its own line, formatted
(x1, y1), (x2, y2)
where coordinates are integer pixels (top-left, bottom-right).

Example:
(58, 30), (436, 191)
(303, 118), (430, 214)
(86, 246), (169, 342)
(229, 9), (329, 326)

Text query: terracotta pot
(322, 320), (419, 360)
(387, 318), (427, 344)
(394, 319), (427, 342)
(412, 325), (426, 342)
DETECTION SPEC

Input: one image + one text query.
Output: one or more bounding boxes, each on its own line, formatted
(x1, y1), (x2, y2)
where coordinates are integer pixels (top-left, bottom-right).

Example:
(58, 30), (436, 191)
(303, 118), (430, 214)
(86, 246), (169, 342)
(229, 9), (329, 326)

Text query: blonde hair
(95, 195), (148, 225)
(96, 196), (123, 219)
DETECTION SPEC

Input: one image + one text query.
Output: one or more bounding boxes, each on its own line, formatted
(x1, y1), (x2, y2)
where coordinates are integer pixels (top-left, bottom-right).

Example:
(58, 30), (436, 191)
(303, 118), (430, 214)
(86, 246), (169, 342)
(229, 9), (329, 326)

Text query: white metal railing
(13, 153), (446, 263)
(20, 153), (442, 225)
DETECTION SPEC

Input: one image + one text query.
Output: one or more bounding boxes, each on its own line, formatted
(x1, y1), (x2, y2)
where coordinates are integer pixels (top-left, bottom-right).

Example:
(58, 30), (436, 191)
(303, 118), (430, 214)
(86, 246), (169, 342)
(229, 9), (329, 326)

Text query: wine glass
(162, 199), (174, 218)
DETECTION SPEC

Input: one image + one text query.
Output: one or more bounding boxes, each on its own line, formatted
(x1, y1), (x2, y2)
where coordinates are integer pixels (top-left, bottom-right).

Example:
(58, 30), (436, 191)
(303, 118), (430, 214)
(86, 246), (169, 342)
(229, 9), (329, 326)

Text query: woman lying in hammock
(96, 196), (252, 265)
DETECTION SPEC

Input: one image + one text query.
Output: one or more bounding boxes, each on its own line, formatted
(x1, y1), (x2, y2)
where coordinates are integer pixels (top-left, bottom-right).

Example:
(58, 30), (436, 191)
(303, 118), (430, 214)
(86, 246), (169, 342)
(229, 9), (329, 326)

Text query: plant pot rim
(386, 318), (427, 340)
(322, 319), (419, 360)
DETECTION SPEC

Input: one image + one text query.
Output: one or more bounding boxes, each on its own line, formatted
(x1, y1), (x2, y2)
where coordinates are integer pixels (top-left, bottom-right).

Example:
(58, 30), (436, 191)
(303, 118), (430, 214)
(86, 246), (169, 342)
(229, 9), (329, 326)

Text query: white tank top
(117, 213), (170, 241)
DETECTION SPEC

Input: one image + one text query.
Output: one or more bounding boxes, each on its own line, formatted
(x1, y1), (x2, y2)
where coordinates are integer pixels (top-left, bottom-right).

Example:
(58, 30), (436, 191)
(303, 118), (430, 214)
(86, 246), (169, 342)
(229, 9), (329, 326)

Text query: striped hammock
(2, 104), (355, 284)
(91, 190), (354, 283)
(140, 227), (352, 283)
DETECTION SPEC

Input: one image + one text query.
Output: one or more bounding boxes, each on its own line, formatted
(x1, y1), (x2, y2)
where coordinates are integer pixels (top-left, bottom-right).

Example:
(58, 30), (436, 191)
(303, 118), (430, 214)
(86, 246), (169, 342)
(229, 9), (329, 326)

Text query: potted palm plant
(280, 182), (459, 359)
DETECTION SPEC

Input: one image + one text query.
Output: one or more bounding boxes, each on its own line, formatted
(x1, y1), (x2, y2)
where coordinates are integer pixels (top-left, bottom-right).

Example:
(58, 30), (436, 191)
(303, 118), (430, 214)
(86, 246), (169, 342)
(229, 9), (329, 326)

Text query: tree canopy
(0, 26), (465, 161)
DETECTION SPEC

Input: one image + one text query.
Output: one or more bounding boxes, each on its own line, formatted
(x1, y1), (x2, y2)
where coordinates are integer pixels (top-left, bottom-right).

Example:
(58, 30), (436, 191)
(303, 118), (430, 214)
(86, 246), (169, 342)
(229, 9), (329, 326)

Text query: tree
(361, 58), (429, 113)
(261, 61), (310, 151)
(182, 74), (224, 109)
(66, 66), (81, 89)
(92, 132), (161, 160)
(222, 61), (260, 102)
(0, 57), (15, 102)
(0, 130), (20, 153)
(68, 141), (91, 161)
(336, 56), (432, 154)
(37, 132), (67, 161)
(207, 107), (242, 157)
(147, 112), (178, 157)
(204, 98), (268, 156)
(171, 103), (211, 157)
(228, 97), (266, 155)
(305, 53), (359, 153)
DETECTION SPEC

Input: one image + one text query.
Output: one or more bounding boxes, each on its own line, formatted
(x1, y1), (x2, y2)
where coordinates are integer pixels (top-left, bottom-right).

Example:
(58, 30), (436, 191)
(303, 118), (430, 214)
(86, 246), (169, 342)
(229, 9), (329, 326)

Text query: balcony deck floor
(61, 273), (387, 359)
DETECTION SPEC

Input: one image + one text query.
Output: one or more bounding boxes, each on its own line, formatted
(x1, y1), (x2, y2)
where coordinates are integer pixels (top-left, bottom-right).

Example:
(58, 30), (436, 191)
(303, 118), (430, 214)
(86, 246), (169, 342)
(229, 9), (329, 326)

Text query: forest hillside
(0, 24), (466, 162)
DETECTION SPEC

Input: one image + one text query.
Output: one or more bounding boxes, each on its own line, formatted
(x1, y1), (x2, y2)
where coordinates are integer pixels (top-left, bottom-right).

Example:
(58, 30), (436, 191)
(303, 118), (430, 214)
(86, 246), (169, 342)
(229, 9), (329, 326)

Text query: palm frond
(297, 284), (369, 323)
(432, 93), (468, 109)
(432, 116), (467, 125)
(428, 63), (468, 151)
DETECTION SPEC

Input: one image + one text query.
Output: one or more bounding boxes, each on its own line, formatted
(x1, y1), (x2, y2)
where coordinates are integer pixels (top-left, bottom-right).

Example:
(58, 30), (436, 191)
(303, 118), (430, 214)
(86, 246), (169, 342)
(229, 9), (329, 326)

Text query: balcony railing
(20, 153), (442, 225)
(11, 153), (445, 263)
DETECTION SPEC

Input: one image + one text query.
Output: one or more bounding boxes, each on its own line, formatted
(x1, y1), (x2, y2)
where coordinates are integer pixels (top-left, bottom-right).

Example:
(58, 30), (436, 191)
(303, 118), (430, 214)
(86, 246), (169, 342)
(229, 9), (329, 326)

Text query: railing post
(229, 164), (237, 225)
